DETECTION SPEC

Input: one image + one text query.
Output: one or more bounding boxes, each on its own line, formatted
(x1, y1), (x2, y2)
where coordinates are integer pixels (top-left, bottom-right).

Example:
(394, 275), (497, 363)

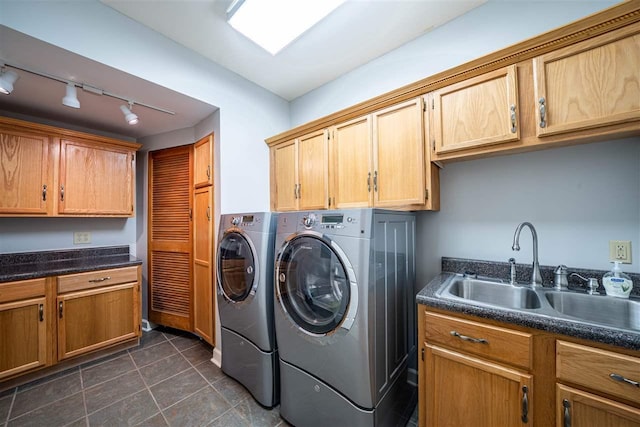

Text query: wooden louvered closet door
(148, 146), (193, 331)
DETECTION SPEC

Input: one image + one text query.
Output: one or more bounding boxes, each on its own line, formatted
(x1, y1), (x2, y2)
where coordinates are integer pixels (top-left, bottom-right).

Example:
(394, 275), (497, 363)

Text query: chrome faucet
(511, 222), (543, 287)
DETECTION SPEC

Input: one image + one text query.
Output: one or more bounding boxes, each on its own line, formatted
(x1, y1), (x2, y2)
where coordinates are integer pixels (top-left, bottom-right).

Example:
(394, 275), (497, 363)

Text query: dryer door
(276, 233), (357, 336)
(217, 230), (258, 303)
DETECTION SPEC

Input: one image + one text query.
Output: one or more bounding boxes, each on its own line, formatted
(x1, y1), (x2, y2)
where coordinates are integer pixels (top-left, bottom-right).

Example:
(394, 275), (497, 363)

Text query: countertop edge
(417, 273), (640, 351)
(0, 257), (142, 283)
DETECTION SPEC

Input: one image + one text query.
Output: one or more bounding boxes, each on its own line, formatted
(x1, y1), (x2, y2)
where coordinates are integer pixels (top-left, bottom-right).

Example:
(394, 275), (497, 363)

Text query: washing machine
(274, 209), (416, 426)
(217, 212), (278, 407)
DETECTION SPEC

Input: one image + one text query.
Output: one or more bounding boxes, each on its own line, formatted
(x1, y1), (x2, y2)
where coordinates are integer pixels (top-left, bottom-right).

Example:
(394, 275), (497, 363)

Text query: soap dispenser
(602, 261), (633, 299)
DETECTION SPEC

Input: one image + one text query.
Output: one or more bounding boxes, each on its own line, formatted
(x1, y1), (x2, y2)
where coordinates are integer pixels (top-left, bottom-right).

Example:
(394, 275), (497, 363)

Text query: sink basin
(545, 292), (640, 331)
(437, 276), (542, 310)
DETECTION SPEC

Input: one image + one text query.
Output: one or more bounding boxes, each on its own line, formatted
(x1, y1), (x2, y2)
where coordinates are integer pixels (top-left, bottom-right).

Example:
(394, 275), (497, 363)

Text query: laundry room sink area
(435, 275), (542, 310)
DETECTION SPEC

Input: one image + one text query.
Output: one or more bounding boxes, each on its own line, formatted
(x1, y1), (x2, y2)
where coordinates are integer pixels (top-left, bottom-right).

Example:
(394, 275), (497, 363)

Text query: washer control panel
(230, 214), (260, 227)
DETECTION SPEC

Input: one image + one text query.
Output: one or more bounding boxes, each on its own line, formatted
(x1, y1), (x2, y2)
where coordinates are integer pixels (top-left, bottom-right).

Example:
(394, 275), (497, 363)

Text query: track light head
(62, 83), (80, 108)
(120, 103), (139, 125)
(0, 69), (19, 95)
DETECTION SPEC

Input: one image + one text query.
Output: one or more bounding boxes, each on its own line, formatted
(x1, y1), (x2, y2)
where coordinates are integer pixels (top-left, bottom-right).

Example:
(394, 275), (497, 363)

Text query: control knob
(302, 214), (316, 228)
(231, 217), (241, 226)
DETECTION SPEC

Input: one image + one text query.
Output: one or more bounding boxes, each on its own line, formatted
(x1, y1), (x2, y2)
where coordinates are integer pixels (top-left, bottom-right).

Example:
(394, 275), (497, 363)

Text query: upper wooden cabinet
(533, 25), (640, 137)
(271, 129), (329, 212)
(58, 138), (134, 216)
(431, 65), (520, 156)
(0, 126), (52, 215)
(0, 116), (141, 217)
(194, 134), (213, 188)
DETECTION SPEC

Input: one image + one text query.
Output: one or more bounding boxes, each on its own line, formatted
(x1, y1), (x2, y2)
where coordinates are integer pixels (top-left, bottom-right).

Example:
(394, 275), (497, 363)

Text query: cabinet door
(194, 134), (213, 188)
(424, 343), (532, 427)
(373, 98), (426, 208)
(298, 129), (329, 210)
(58, 139), (134, 216)
(432, 65), (519, 156)
(57, 283), (139, 360)
(330, 116), (372, 209)
(557, 384), (640, 427)
(272, 141), (298, 211)
(0, 297), (48, 380)
(0, 129), (51, 215)
(193, 186), (214, 345)
(534, 25), (640, 137)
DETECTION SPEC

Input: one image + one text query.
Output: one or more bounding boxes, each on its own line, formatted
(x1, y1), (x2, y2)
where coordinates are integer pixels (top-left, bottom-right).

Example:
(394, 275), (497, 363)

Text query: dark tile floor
(1, 328), (418, 427)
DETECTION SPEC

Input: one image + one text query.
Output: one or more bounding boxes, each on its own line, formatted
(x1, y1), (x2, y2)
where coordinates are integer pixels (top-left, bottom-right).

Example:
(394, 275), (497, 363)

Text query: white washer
(217, 212), (278, 407)
(274, 209), (416, 426)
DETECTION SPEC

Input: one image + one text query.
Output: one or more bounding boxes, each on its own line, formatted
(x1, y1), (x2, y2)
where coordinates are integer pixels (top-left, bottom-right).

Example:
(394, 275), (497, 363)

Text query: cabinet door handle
(206, 164), (211, 179)
(88, 276), (111, 283)
(59, 301), (63, 319)
(521, 385), (529, 423)
(206, 206), (211, 221)
(450, 330), (488, 344)
(373, 171), (378, 192)
(293, 184), (297, 199)
(510, 104), (517, 133)
(562, 399), (571, 427)
(367, 172), (371, 192)
(42, 185), (47, 201)
(60, 185), (65, 201)
(610, 373), (640, 388)
(39, 304), (44, 322)
(539, 97), (546, 128)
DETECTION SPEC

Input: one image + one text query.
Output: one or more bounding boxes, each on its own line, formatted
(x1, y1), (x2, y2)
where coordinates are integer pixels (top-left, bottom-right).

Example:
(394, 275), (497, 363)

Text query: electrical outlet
(609, 240), (631, 263)
(73, 231), (92, 245)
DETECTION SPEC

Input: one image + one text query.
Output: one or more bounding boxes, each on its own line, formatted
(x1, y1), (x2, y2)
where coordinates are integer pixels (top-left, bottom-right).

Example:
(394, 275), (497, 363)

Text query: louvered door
(148, 146), (193, 331)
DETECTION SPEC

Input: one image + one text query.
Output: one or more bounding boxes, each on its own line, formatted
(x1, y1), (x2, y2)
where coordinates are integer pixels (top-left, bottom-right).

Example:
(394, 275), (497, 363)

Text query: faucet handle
(554, 265), (568, 290)
(508, 258), (517, 285)
(570, 273), (601, 295)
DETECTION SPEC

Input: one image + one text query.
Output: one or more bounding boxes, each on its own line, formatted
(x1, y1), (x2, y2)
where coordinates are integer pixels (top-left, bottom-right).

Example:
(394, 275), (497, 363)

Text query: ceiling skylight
(227, 0), (346, 55)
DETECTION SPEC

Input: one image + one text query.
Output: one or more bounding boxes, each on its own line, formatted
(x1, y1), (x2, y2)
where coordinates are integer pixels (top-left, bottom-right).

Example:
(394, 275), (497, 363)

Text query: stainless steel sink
(545, 291), (640, 331)
(435, 273), (640, 333)
(436, 276), (542, 310)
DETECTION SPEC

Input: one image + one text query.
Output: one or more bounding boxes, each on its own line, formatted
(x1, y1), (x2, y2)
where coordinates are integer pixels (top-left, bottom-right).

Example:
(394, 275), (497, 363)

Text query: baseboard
(407, 368), (418, 387)
(141, 318), (157, 332)
(212, 347), (222, 368)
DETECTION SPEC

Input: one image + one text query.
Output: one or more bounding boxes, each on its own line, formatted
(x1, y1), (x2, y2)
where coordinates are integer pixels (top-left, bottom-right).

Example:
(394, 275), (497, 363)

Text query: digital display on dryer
(322, 215), (343, 224)
(242, 215), (254, 223)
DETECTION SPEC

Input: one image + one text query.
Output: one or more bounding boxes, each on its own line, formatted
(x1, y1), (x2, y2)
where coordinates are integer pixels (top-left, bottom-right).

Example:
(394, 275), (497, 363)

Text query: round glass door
(276, 235), (350, 335)
(218, 231), (256, 302)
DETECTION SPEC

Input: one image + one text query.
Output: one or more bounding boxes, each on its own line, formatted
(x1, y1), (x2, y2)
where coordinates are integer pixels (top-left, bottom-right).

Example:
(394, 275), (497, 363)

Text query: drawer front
(0, 278), (46, 303)
(557, 340), (640, 405)
(58, 266), (138, 293)
(423, 310), (532, 370)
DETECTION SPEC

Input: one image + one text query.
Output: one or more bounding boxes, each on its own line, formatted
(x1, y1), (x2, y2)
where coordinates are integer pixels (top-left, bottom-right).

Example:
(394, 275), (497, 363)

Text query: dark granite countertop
(417, 258), (640, 351)
(0, 246), (142, 283)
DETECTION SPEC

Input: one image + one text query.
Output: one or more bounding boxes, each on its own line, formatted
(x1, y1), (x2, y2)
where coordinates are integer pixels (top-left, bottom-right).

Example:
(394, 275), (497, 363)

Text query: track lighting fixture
(0, 68), (19, 95)
(62, 82), (80, 108)
(120, 102), (139, 125)
(0, 59), (176, 124)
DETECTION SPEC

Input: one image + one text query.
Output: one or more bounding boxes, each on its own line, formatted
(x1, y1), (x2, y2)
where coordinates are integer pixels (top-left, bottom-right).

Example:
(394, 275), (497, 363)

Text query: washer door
(217, 230), (258, 303)
(276, 233), (357, 336)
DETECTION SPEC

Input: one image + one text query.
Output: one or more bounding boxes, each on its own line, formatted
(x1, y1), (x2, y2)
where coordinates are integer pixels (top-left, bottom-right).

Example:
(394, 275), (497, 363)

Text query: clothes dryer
(274, 209), (416, 426)
(217, 212), (278, 407)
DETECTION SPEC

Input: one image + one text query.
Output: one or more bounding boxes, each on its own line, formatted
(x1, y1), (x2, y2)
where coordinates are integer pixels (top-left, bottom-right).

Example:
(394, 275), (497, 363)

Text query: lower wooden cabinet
(56, 267), (141, 361)
(0, 278), (50, 380)
(424, 343), (532, 427)
(557, 384), (640, 427)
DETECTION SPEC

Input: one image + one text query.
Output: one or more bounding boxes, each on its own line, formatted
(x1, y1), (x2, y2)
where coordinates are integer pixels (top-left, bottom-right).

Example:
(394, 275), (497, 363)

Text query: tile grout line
(129, 348), (171, 427)
(3, 389), (16, 426)
(78, 363), (89, 427)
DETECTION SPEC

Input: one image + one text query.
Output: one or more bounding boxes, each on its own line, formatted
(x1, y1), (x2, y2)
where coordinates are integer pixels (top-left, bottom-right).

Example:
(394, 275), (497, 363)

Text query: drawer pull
(450, 330), (488, 344)
(88, 276), (111, 283)
(610, 373), (640, 388)
(562, 399), (571, 427)
(521, 385), (529, 423)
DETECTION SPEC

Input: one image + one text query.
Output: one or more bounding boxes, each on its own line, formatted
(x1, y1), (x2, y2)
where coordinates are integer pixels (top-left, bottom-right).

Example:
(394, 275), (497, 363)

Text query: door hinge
(421, 347), (425, 361)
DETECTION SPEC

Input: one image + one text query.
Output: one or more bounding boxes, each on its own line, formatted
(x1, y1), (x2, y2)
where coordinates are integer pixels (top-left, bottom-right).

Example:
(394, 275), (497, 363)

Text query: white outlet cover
(609, 240), (631, 263)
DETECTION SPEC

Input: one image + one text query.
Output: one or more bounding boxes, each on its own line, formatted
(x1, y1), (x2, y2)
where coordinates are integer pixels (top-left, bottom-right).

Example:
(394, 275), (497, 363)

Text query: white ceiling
(102, 0), (485, 101)
(0, 0), (484, 140)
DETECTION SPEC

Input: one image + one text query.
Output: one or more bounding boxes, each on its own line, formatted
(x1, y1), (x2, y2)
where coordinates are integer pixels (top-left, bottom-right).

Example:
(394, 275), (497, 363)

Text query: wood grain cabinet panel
(58, 139), (134, 216)
(557, 384), (640, 427)
(534, 25), (640, 137)
(297, 129), (329, 210)
(193, 185), (214, 345)
(194, 135), (213, 188)
(272, 141), (298, 212)
(0, 128), (51, 215)
(431, 65), (520, 157)
(0, 278), (49, 380)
